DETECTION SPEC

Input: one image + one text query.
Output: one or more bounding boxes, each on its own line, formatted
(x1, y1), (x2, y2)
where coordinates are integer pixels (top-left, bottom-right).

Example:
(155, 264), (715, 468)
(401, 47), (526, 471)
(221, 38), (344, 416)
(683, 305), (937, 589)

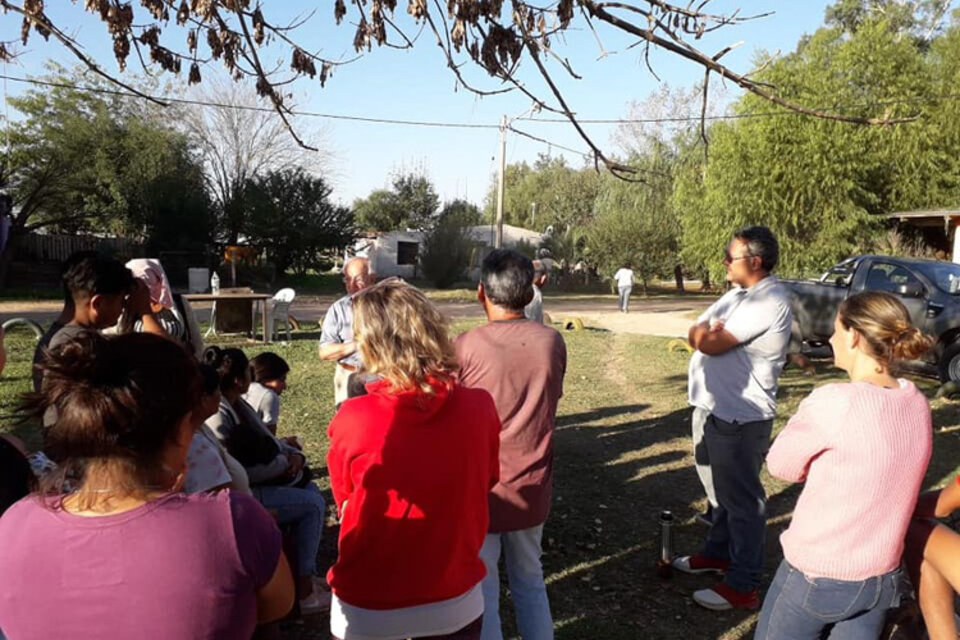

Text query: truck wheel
(940, 342), (960, 383)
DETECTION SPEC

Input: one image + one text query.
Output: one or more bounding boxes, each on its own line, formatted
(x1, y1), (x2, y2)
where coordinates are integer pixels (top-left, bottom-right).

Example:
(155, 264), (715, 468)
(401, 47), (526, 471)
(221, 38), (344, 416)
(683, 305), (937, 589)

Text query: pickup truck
(784, 255), (960, 382)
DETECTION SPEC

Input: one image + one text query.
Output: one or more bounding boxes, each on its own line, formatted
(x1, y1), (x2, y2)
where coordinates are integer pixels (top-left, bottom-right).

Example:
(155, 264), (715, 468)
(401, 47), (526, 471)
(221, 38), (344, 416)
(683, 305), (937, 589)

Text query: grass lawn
(2, 323), (959, 639)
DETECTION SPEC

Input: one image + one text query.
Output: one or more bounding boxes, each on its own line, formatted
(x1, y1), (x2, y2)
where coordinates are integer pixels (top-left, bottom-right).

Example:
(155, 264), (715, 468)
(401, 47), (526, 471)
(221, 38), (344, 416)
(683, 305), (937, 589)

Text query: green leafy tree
(674, 14), (960, 283)
(419, 216), (474, 289)
(243, 169), (355, 276)
(483, 155), (601, 231)
(353, 171), (440, 231)
(0, 66), (215, 286)
(438, 199), (482, 227)
(353, 189), (398, 231)
(588, 150), (679, 295)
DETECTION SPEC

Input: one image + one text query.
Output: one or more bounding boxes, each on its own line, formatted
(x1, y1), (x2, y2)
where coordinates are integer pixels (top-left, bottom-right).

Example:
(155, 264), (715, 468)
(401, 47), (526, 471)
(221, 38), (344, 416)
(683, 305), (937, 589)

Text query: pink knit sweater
(766, 380), (932, 580)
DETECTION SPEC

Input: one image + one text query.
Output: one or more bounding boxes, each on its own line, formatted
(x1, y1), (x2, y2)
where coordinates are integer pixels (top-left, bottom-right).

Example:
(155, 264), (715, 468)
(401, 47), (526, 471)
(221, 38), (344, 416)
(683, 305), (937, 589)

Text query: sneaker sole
(674, 565), (727, 576)
(693, 598), (733, 611)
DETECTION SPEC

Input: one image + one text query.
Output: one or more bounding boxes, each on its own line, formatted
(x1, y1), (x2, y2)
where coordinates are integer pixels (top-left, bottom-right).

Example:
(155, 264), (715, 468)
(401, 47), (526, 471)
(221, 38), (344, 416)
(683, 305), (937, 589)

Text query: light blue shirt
(688, 276), (793, 423)
(320, 294), (363, 368)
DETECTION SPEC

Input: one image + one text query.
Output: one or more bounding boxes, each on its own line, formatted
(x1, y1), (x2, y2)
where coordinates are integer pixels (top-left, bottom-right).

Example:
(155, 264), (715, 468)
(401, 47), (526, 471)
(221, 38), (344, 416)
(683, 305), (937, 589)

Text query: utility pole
(495, 114), (507, 249)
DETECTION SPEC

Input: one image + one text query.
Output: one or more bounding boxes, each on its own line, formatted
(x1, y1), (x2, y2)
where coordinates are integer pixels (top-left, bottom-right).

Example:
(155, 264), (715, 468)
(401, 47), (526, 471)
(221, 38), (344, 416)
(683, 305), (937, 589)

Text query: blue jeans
(255, 482), (325, 577)
(479, 525), (553, 640)
(755, 560), (902, 640)
(700, 414), (772, 592)
(618, 286), (632, 312)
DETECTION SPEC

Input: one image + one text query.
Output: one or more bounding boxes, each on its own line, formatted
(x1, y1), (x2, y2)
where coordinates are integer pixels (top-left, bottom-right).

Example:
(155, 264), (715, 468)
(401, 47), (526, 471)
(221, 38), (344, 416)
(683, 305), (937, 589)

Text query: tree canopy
(353, 171), (440, 231)
(673, 13), (960, 282)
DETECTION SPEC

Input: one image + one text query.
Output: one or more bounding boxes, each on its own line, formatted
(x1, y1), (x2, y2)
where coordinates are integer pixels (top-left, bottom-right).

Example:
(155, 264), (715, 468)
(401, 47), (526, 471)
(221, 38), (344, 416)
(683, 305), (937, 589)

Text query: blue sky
(0, 2), (835, 210)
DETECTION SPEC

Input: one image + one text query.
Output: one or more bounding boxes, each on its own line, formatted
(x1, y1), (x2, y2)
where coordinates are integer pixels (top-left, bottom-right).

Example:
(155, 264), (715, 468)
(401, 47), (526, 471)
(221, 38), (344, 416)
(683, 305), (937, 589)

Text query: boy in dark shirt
(32, 252), (146, 391)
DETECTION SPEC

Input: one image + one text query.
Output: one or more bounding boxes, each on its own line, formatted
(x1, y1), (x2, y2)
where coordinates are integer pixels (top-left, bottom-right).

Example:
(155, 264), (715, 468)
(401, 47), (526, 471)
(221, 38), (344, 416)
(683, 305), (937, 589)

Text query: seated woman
(905, 478), (960, 640)
(755, 291), (934, 639)
(244, 352), (291, 436)
(0, 332), (293, 639)
(326, 280), (501, 640)
(120, 259), (204, 358)
(184, 364), (251, 494)
(204, 346), (329, 614)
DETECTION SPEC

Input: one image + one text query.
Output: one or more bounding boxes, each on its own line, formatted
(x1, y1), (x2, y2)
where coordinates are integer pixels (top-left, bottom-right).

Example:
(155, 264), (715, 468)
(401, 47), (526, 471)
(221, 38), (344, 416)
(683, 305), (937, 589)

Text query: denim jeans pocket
(801, 576), (869, 620)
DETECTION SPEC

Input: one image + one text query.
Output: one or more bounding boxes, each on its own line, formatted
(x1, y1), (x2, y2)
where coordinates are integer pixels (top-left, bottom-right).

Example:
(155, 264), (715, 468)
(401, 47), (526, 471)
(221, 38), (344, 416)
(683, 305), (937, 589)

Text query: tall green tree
(483, 155), (602, 231)
(673, 13), (960, 283)
(353, 170), (440, 231)
(438, 199), (482, 227)
(243, 169), (355, 276)
(0, 66), (215, 286)
(588, 149), (679, 295)
(419, 216), (474, 289)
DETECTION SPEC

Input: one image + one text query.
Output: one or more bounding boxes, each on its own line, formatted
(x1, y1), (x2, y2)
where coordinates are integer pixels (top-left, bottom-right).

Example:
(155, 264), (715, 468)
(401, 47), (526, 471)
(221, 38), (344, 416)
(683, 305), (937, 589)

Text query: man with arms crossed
(319, 257), (376, 406)
(456, 249), (567, 640)
(673, 226), (792, 612)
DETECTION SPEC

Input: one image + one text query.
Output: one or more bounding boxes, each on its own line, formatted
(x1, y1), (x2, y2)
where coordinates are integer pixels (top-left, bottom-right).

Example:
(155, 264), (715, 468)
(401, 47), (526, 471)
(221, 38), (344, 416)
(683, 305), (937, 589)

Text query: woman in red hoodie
(326, 280), (501, 640)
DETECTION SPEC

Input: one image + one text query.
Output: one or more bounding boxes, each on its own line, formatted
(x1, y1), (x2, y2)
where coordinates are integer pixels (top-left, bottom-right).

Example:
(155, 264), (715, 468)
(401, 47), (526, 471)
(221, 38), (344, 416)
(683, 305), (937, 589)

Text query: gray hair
(733, 226), (779, 273)
(481, 249), (534, 311)
(342, 256), (373, 276)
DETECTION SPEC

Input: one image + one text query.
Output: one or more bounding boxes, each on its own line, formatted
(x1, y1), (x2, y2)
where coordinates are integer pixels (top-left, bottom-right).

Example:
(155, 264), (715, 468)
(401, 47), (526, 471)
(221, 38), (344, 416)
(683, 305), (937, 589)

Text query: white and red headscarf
(126, 259), (174, 309)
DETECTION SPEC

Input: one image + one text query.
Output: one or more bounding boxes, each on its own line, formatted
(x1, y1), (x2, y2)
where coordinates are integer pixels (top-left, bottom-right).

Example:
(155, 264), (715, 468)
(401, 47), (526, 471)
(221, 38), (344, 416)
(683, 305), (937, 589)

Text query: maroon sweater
(326, 379), (500, 609)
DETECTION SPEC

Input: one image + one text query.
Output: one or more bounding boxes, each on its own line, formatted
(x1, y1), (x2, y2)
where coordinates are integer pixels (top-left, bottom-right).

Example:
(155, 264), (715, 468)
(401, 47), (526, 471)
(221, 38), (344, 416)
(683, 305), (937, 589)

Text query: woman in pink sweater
(755, 291), (934, 640)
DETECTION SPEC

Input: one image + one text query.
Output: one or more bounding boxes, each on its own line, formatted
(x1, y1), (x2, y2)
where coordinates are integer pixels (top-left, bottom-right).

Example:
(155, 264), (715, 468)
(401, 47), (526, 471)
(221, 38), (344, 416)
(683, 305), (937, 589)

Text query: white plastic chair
(266, 288), (296, 343)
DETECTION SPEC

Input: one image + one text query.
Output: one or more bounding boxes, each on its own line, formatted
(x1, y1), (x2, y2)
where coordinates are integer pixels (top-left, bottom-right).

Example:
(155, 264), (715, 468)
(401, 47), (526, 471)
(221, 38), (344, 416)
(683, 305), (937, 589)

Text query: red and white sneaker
(693, 583), (759, 611)
(672, 553), (731, 575)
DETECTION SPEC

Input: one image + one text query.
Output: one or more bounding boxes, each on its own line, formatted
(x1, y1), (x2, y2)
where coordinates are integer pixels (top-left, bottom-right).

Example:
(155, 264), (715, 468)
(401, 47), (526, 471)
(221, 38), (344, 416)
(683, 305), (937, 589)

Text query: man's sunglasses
(723, 250), (755, 264)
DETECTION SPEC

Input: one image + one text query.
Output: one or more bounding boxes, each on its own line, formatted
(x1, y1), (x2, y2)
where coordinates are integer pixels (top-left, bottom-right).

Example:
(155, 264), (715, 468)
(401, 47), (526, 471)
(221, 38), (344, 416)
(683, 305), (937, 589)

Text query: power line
(519, 92), (960, 125)
(0, 74), (500, 130)
(2, 72), (953, 130)
(508, 125), (590, 157)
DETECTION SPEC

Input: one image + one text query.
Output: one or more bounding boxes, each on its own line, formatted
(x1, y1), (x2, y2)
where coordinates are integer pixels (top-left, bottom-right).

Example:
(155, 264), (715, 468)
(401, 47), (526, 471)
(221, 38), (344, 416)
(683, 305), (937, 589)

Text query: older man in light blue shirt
(319, 257), (375, 405)
(673, 226), (793, 613)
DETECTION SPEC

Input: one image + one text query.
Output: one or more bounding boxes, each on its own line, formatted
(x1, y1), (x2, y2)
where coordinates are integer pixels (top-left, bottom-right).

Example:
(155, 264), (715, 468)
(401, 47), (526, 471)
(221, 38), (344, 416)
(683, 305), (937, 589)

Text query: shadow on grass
(538, 404), (778, 640)
(557, 404), (650, 428)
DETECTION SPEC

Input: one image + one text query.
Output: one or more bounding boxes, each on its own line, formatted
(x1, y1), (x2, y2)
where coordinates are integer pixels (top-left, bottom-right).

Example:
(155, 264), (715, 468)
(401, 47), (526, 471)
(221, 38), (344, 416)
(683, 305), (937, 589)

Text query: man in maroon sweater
(455, 249), (567, 640)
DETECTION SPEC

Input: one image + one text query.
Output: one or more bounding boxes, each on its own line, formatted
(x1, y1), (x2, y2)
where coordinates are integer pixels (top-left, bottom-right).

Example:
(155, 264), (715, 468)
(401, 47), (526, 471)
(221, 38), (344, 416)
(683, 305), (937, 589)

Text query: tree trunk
(702, 269), (711, 292)
(641, 277), (648, 297)
(674, 264), (684, 292)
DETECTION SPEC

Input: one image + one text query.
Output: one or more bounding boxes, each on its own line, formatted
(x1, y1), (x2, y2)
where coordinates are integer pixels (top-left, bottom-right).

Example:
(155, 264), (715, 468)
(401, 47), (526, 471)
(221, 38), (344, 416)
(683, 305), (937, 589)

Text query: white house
(352, 224), (545, 279)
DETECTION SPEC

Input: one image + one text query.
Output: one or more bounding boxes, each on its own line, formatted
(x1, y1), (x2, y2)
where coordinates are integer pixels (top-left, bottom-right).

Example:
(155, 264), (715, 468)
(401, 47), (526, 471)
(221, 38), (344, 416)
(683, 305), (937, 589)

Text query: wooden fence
(18, 233), (143, 263)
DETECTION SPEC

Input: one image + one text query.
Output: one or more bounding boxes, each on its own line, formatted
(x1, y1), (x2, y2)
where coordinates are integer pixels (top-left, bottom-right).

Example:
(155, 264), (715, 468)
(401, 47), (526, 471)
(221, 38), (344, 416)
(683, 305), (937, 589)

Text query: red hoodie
(326, 379), (501, 610)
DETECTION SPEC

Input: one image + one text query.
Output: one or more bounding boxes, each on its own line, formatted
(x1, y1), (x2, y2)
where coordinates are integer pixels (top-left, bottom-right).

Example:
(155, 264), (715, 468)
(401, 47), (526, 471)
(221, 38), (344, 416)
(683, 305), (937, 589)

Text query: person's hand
(286, 453), (305, 478)
(709, 317), (725, 332)
(127, 280), (153, 317)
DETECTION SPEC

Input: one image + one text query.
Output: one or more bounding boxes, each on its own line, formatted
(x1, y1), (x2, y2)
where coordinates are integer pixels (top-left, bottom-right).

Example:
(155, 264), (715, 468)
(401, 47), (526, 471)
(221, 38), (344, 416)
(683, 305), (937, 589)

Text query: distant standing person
(613, 265), (634, 313)
(456, 249), (567, 640)
(319, 257), (376, 406)
(672, 226), (793, 612)
(524, 260), (549, 324)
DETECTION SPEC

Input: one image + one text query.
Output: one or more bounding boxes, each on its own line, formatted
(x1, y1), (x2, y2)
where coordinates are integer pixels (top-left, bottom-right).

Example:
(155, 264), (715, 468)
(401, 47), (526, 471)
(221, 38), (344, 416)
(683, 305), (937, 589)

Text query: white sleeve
(183, 432), (232, 493)
(726, 296), (790, 344)
(260, 391), (281, 427)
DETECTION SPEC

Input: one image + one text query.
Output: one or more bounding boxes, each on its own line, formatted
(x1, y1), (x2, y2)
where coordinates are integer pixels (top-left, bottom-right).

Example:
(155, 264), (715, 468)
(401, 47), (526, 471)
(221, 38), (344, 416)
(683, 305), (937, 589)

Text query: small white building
(352, 224), (545, 279)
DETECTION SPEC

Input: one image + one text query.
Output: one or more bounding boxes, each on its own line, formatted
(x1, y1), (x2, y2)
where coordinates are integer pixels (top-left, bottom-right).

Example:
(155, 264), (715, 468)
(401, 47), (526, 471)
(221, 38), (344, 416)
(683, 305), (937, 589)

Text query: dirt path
(0, 295), (709, 339)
